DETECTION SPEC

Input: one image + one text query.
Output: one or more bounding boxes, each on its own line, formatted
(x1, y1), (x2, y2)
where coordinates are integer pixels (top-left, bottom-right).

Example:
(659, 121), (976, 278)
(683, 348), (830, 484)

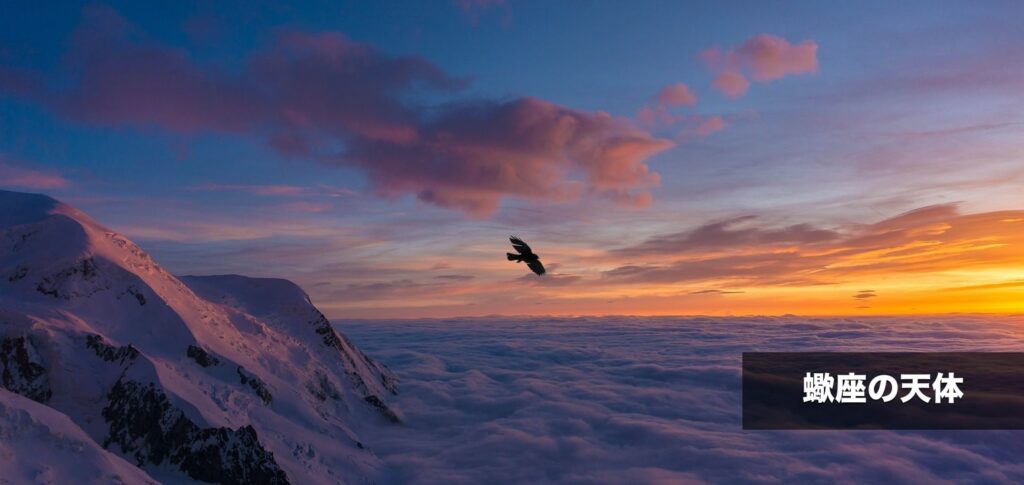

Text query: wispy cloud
(690, 289), (745, 295)
(602, 204), (1024, 291)
(190, 184), (307, 196)
(613, 215), (839, 257)
(853, 289), (876, 300)
(0, 158), (71, 189)
(189, 183), (357, 198)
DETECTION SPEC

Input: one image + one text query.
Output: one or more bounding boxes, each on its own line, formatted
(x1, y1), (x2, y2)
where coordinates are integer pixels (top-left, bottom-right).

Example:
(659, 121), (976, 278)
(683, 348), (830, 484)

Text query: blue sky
(2, 1), (1024, 317)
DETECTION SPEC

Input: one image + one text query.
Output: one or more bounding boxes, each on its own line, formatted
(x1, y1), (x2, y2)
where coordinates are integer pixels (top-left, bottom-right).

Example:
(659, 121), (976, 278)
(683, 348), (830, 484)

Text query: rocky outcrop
(103, 378), (289, 485)
(364, 395), (401, 424)
(0, 336), (51, 403)
(312, 312), (399, 394)
(36, 257), (112, 299)
(186, 345), (272, 405)
(236, 366), (273, 405)
(86, 338), (285, 481)
(86, 334), (139, 365)
(187, 344), (221, 367)
(307, 369), (341, 402)
(120, 285), (147, 306)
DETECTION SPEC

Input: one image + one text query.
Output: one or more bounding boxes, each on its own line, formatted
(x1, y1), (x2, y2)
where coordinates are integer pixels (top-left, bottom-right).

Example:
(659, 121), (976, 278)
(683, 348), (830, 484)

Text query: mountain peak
(0, 190), (400, 484)
(0, 190), (62, 228)
(0, 189), (99, 231)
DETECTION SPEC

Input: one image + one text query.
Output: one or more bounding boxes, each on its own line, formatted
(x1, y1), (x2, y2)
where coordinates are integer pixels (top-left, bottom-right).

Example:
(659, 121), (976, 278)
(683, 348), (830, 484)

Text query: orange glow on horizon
(318, 206), (1024, 319)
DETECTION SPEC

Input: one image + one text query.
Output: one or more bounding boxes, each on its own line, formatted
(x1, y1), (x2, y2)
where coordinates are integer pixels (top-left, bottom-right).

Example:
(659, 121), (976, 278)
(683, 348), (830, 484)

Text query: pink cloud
(59, 11), (461, 143)
(2, 6), (671, 217)
(695, 115), (726, 137)
(654, 83), (697, 107)
(640, 111), (728, 140)
(638, 83), (698, 128)
(712, 71), (750, 98)
(735, 34), (818, 81)
(189, 183), (359, 201)
(0, 159), (71, 189)
(636, 106), (679, 128)
(190, 184), (308, 196)
(702, 34), (818, 97)
(639, 84), (729, 139)
(347, 98), (672, 215)
(282, 201), (333, 213)
(636, 107), (660, 127)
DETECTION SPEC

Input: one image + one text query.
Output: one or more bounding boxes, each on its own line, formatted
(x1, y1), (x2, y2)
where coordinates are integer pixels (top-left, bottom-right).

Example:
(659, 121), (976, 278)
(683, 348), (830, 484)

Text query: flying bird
(507, 236), (545, 276)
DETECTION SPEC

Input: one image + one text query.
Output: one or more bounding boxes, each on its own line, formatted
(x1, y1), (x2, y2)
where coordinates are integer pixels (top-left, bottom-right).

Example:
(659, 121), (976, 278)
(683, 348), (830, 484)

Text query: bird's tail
(507, 253), (523, 262)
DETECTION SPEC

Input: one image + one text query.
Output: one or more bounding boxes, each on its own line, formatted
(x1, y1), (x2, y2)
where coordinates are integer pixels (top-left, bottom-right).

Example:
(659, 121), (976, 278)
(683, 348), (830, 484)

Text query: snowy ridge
(0, 190), (399, 484)
(0, 388), (159, 484)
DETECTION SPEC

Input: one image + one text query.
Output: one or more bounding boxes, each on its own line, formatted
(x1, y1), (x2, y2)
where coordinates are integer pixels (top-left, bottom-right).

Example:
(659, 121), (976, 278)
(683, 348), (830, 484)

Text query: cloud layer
(345, 315), (1024, 483)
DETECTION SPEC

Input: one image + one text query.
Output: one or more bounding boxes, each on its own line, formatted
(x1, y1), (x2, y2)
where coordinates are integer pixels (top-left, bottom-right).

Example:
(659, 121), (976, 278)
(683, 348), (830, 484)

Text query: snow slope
(0, 190), (400, 484)
(0, 388), (159, 484)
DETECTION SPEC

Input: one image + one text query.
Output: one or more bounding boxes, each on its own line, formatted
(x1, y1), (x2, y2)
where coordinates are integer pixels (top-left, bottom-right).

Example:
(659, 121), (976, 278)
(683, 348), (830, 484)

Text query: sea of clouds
(342, 316), (1024, 483)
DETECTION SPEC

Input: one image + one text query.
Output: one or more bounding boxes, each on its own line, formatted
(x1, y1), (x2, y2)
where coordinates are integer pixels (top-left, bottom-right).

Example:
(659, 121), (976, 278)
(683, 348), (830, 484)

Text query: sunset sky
(2, 1), (1023, 318)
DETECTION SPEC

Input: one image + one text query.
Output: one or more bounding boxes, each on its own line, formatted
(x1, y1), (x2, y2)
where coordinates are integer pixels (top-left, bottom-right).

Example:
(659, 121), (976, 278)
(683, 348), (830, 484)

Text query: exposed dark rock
(11, 230), (35, 252)
(312, 313), (344, 350)
(181, 425), (287, 485)
(126, 286), (147, 306)
(186, 345), (220, 368)
(0, 336), (51, 403)
(186, 347), (272, 406)
(86, 334), (139, 365)
(36, 283), (58, 298)
(363, 396), (400, 424)
(103, 378), (289, 485)
(373, 357), (399, 395)
(292, 443), (316, 459)
(237, 366), (273, 405)
(306, 370), (340, 402)
(36, 257), (109, 299)
(7, 265), (28, 282)
(309, 311), (400, 421)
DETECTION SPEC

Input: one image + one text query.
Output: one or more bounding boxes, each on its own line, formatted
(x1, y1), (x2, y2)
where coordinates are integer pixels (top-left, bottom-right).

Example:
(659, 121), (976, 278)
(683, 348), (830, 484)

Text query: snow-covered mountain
(0, 190), (400, 484)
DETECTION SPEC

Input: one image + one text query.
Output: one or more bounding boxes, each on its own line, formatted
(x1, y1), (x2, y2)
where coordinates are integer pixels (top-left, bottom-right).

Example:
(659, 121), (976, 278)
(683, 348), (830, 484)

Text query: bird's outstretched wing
(509, 236), (533, 255)
(526, 259), (546, 275)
